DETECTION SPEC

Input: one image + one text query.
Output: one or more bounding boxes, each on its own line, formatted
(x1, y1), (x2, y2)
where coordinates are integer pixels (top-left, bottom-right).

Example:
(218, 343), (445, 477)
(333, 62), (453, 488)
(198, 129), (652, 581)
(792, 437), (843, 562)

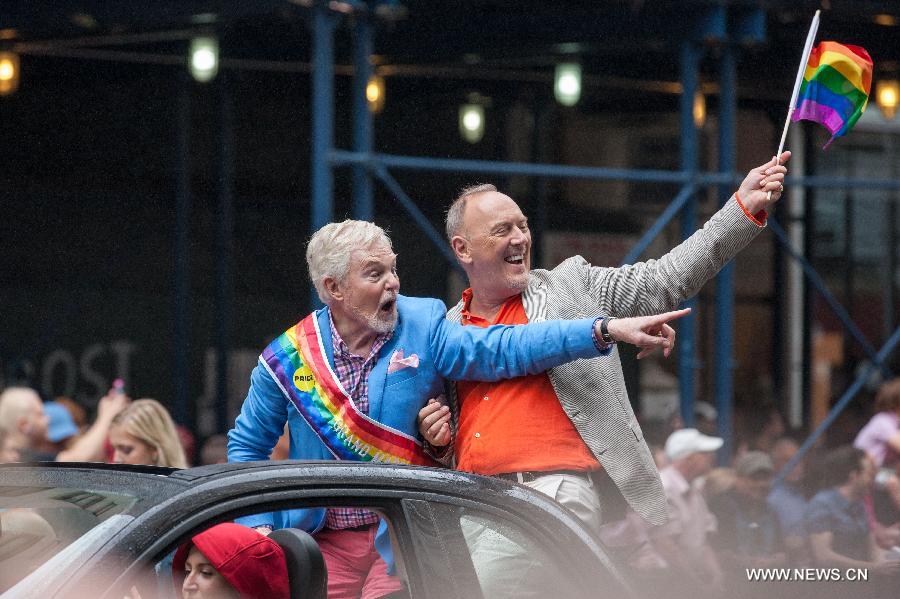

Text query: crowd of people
(10, 151), (897, 598)
(0, 386), (228, 468)
(598, 383), (900, 598)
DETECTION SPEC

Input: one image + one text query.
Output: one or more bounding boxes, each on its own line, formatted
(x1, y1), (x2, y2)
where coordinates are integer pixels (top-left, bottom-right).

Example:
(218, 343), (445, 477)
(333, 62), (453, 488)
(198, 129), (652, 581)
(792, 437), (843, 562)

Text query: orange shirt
(455, 289), (600, 475)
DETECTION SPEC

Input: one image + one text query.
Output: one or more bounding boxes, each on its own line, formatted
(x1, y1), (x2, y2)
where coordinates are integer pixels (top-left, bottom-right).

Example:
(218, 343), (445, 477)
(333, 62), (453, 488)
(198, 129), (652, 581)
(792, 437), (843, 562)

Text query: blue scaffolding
(305, 1), (900, 467)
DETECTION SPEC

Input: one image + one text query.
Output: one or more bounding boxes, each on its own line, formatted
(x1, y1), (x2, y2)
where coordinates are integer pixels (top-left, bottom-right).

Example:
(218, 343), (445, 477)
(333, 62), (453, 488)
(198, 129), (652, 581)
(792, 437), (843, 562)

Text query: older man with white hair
(228, 219), (689, 599)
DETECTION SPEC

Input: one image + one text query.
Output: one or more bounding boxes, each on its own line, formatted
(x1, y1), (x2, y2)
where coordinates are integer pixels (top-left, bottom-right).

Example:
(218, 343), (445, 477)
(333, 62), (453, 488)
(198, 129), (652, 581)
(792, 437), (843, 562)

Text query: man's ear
(450, 236), (472, 265)
(323, 277), (343, 302)
(16, 416), (32, 436)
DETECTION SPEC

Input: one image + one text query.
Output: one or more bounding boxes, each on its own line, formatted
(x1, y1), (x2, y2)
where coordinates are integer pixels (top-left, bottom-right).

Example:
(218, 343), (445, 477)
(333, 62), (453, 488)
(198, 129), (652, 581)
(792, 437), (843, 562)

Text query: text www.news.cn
(746, 568), (869, 582)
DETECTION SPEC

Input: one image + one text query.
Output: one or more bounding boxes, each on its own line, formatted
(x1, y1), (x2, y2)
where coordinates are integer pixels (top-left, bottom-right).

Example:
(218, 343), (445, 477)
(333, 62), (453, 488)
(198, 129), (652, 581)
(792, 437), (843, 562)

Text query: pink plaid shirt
(324, 313), (393, 530)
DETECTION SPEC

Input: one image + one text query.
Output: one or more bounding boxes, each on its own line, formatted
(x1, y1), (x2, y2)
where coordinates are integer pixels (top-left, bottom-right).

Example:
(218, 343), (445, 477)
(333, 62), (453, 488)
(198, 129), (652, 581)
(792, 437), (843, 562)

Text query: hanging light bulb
(0, 51), (20, 96)
(459, 103), (485, 143)
(554, 62), (582, 107)
(876, 79), (898, 120)
(189, 36), (219, 83)
(366, 75), (385, 113)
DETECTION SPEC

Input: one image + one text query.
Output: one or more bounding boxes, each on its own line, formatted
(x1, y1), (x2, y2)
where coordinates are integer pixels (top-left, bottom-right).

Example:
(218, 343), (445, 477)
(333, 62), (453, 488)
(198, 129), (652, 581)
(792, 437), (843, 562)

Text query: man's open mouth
(380, 297), (396, 312)
(505, 254), (524, 265)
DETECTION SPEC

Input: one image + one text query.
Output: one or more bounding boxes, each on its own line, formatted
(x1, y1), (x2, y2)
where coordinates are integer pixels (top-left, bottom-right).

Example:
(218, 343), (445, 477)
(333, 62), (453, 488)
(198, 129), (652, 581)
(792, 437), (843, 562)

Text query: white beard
(349, 300), (398, 335)
(366, 308), (398, 334)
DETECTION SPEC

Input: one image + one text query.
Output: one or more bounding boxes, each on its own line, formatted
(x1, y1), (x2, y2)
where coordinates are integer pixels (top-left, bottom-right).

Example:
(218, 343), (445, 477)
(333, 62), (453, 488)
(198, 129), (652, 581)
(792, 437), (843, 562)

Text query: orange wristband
(735, 192), (767, 226)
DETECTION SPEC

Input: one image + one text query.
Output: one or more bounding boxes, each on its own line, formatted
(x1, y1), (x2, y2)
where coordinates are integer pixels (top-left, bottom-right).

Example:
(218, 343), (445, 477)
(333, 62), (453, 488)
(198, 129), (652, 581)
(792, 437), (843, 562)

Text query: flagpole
(768, 9), (820, 199)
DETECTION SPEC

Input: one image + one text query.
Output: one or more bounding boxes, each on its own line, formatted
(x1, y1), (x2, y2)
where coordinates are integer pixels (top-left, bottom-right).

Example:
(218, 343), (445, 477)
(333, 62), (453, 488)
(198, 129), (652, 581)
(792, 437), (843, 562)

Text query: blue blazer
(227, 295), (600, 568)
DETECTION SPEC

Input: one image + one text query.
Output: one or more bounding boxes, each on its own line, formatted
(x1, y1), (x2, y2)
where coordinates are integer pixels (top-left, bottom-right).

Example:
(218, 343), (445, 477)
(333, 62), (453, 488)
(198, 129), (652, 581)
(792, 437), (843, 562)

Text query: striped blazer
(445, 196), (764, 525)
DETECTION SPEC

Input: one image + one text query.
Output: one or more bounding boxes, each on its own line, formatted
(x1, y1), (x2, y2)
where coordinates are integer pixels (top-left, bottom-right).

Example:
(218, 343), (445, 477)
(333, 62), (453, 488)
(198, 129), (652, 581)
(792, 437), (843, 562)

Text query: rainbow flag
(791, 41), (873, 149)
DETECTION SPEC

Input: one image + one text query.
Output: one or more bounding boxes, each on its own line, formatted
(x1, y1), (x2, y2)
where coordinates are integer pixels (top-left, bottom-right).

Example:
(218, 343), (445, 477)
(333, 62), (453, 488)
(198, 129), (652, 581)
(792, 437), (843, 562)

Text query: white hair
(306, 220), (393, 303)
(445, 183), (497, 240)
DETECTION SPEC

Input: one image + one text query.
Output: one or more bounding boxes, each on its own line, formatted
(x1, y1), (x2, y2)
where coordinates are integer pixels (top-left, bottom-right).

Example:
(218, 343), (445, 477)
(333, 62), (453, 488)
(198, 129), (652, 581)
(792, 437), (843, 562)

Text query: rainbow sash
(260, 314), (437, 466)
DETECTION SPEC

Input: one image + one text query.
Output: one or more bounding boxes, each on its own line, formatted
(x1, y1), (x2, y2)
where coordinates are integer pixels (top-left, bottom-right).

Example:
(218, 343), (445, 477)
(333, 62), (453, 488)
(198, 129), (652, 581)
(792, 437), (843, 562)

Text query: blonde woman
(109, 399), (188, 468)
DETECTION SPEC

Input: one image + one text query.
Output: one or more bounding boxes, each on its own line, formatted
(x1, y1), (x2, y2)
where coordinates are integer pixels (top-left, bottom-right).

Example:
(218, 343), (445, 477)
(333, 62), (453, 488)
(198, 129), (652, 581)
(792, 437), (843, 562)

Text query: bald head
(445, 183), (498, 241)
(445, 185), (532, 301)
(0, 387), (48, 446)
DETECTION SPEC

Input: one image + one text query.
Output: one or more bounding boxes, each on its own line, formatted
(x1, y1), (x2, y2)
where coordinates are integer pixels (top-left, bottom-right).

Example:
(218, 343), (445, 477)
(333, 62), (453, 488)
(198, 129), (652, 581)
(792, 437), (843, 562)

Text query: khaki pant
(462, 473), (602, 598)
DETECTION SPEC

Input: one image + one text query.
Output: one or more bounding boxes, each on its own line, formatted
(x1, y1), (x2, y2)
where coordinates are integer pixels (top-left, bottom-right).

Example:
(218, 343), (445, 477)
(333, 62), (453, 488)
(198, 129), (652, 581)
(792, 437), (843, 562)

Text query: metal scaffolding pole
(311, 3), (336, 232)
(351, 12), (374, 221)
(310, 1), (338, 309)
(715, 43), (737, 462)
(679, 39), (702, 426)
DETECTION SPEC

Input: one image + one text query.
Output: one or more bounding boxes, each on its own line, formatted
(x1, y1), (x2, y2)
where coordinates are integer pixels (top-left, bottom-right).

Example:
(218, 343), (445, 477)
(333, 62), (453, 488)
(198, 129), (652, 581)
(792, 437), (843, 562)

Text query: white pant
(462, 473), (602, 598)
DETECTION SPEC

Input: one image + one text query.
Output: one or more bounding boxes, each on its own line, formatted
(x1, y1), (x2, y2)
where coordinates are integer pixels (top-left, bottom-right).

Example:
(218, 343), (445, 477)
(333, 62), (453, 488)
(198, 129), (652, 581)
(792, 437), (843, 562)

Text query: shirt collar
(460, 288), (474, 311)
(328, 311), (392, 359)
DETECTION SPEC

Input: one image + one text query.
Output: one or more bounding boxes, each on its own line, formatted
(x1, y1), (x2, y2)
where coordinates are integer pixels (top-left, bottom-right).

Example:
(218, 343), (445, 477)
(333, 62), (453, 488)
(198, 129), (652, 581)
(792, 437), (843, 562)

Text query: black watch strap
(600, 317), (617, 344)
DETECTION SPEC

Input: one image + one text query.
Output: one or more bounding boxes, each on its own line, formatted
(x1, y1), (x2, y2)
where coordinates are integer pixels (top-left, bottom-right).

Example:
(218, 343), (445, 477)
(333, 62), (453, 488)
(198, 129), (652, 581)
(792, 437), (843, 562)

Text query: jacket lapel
(521, 275), (547, 323)
(366, 318), (401, 423)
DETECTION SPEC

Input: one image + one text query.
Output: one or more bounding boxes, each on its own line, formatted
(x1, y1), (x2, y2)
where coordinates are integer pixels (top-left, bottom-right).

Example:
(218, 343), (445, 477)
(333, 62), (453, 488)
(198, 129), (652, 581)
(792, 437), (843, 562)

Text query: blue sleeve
(428, 301), (602, 381)
(227, 362), (289, 464)
(227, 362), (289, 530)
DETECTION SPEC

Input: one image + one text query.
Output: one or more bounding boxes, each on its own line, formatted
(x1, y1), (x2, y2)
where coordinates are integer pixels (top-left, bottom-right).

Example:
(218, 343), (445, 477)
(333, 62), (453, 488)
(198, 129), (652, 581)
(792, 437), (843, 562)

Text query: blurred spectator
(702, 467), (736, 504)
(708, 451), (785, 579)
(693, 401), (718, 436)
(176, 425), (196, 467)
(0, 427), (22, 462)
(647, 428), (724, 597)
(55, 387), (130, 463)
(767, 437), (810, 565)
(805, 446), (900, 575)
(854, 378), (900, 549)
(199, 434), (228, 465)
(40, 400), (79, 451)
(171, 523), (290, 599)
(854, 378), (900, 469)
(736, 403), (785, 457)
(53, 396), (88, 432)
(109, 399), (188, 468)
(0, 387), (52, 461)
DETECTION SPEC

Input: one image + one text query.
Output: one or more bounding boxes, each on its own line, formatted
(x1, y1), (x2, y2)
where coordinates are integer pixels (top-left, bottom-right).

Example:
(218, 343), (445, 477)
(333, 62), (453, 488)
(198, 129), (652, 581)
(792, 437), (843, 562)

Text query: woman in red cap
(172, 523), (290, 599)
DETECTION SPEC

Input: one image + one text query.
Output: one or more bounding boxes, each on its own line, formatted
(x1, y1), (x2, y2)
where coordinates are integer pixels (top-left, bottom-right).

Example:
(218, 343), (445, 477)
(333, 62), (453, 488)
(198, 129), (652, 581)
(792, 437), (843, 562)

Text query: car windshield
(0, 484), (138, 593)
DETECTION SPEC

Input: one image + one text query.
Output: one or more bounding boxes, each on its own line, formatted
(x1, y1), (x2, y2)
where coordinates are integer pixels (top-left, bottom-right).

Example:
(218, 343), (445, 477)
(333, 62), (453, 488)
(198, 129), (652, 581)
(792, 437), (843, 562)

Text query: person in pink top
(855, 379), (900, 469)
(854, 378), (900, 550)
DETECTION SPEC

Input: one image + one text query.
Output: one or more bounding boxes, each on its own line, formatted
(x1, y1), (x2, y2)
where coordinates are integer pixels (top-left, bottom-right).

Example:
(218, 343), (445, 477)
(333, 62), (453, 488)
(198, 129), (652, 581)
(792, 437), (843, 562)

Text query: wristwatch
(600, 317), (617, 344)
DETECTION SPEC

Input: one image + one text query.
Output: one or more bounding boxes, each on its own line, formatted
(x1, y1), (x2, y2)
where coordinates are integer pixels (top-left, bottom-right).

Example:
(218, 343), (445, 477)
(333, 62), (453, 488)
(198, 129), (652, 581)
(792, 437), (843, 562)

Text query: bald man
(0, 387), (51, 461)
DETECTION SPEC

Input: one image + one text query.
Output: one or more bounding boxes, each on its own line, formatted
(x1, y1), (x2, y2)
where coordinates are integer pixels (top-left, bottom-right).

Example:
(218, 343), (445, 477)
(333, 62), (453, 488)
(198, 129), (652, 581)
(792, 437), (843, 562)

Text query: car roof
(0, 460), (589, 522)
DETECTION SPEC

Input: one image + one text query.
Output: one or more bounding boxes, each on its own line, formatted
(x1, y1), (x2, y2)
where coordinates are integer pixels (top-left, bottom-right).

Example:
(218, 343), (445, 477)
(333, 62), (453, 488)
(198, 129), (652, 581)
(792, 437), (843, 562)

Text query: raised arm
(587, 152), (790, 318)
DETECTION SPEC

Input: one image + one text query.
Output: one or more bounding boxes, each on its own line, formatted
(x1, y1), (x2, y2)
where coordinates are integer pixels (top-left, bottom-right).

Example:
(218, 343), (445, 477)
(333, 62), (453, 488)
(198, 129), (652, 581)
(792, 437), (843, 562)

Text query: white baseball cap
(665, 428), (723, 460)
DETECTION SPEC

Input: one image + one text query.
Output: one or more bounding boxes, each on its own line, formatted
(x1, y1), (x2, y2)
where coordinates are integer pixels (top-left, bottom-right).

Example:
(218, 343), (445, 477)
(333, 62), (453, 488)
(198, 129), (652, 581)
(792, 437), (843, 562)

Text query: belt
(493, 469), (593, 484)
(328, 522), (378, 532)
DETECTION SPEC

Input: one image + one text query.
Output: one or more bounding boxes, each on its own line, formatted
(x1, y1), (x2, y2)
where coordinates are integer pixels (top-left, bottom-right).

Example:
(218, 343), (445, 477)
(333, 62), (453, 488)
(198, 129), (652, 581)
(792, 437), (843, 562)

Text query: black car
(0, 461), (634, 598)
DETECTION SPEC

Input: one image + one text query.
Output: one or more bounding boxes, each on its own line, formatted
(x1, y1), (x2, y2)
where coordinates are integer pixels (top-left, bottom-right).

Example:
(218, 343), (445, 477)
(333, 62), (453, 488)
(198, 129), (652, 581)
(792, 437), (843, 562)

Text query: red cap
(172, 523), (290, 599)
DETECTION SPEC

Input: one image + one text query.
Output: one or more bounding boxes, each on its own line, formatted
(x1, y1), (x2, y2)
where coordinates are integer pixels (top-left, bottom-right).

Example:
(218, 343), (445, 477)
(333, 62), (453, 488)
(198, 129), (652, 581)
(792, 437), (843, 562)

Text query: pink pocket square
(388, 349), (419, 373)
